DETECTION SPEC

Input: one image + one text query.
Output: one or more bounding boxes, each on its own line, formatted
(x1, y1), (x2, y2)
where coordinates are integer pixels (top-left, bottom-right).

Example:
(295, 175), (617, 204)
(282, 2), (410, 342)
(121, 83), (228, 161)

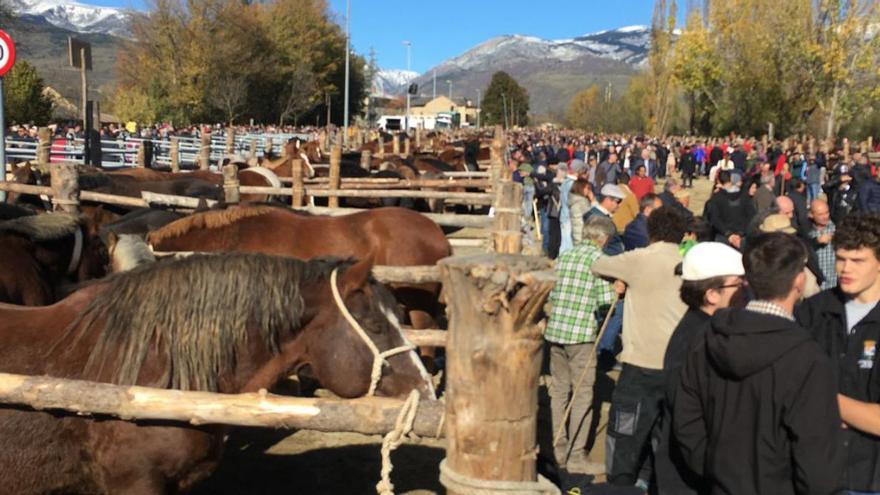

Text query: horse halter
(329, 268), (415, 396)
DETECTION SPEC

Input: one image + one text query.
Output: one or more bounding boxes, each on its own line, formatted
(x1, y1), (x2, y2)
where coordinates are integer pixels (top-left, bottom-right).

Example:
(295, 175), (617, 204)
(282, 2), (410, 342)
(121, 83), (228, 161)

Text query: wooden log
(142, 191), (217, 209)
(266, 137), (274, 157)
(415, 127), (422, 152)
(0, 372), (445, 437)
(438, 255), (554, 492)
(170, 137), (180, 173)
(319, 130), (327, 153)
(249, 138), (258, 161)
(371, 264), (442, 284)
(404, 137), (411, 157)
(292, 206), (493, 228)
(328, 146), (342, 208)
(377, 134), (385, 159)
(37, 127), (51, 166)
(50, 162), (79, 213)
(403, 329), (446, 347)
(490, 138), (504, 185)
(199, 132), (211, 171)
(225, 127), (235, 155)
(304, 189), (493, 204)
(222, 164), (240, 204)
(448, 238), (486, 248)
(360, 149), (372, 170)
(492, 181), (524, 254)
(0, 182), (52, 196)
(392, 133), (401, 155)
(291, 158), (305, 208)
(80, 191), (149, 209)
(844, 138), (851, 162)
(869, 136), (874, 150)
(135, 143), (146, 168)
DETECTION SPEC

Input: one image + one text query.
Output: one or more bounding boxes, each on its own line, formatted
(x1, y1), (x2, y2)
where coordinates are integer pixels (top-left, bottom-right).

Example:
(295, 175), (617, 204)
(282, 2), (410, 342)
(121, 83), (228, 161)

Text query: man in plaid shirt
(546, 215), (617, 475)
(809, 199), (836, 289)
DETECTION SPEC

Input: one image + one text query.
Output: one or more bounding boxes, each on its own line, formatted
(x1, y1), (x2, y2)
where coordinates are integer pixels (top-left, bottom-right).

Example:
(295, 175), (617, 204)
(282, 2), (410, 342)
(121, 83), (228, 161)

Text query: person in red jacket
(629, 164), (655, 200)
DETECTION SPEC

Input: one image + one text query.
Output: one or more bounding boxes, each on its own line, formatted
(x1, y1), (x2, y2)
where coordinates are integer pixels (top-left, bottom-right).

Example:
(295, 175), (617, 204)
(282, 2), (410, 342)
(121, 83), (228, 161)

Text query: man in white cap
(655, 242), (745, 494)
(584, 183), (627, 255)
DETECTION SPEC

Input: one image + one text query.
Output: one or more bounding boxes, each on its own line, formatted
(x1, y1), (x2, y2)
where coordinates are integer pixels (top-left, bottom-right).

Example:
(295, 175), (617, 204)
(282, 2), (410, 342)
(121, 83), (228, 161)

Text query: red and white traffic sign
(0, 30), (16, 77)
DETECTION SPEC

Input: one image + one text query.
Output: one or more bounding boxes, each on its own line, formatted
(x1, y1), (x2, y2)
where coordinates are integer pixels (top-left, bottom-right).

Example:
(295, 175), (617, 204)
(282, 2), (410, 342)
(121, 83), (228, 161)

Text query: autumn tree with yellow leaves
(112, 0), (366, 125)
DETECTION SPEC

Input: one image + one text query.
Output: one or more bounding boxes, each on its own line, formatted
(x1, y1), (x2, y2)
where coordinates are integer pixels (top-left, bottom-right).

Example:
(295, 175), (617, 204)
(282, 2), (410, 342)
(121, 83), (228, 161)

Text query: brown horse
(0, 212), (109, 305)
(0, 253), (433, 494)
(147, 206), (450, 333)
(109, 166), (283, 203)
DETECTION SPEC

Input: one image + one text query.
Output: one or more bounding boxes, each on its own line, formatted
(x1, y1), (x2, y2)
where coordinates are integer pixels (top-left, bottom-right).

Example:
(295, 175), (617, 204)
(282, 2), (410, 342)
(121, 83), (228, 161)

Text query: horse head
(292, 255), (436, 401)
(7, 162), (51, 210)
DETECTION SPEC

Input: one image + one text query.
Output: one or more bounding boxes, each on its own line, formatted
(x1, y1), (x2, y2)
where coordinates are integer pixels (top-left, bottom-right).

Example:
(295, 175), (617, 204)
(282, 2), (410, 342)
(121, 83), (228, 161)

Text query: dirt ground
(192, 178), (714, 494)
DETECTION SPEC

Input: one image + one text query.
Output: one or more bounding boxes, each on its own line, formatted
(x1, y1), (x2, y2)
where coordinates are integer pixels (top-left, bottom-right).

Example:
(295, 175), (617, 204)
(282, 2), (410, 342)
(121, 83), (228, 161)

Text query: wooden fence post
(490, 138), (504, 184)
(170, 137), (180, 172)
(249, 138), (258, 161)
(328, 146), (342, 208)
(225, 127), (235, 155)
(135, 143), (146, 168)
(404, 137), (411, 157)
(50, 162), (80, 213)
(37, 127), (51, 167)
(492, 181), (524, 254)
(438, 254), (554, 494)
(319, 130), (327, 153)
(844, 138), (851, 162)
(360, 149), (372, 171)
(199, 132), (211, 171)
(265, 137), (274, 158)
(222, 164), (240, 205)
(869, 136), (874, 151)
(392, 132), (401, 156)
(377, 134), (385, 159)
(415, 127), (422, 152)
(291, 158), (305, 207)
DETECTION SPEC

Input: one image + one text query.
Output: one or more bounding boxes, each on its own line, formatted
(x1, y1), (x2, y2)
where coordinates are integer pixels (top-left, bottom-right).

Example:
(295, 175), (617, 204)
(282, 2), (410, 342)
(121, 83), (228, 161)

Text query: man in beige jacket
(592, 205), (689, 490)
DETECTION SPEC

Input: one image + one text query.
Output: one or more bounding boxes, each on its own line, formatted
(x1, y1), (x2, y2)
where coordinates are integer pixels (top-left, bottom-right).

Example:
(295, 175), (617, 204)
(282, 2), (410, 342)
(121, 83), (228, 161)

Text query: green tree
(481, 71), (529, 127)
(108, 86), (156, 124)
(2, 60), (53, 125)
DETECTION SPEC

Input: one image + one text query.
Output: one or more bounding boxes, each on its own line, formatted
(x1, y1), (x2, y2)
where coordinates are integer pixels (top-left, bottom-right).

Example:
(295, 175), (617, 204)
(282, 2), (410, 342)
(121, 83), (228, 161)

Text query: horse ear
(339, 255), (375, 296)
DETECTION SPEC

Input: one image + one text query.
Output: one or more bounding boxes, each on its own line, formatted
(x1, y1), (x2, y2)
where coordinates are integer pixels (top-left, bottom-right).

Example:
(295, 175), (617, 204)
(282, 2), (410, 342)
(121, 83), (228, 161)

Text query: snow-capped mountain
(9, 0), (132, 38)
(372, 69), (419, 98)
(430, 25), (653, 77)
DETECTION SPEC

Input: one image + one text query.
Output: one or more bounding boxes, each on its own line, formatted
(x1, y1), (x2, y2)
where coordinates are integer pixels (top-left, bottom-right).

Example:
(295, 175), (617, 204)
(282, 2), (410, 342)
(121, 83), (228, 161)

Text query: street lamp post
(476, 89), (481, 129)
(403, 41), (411, 132)
(342, 0), (350, 146)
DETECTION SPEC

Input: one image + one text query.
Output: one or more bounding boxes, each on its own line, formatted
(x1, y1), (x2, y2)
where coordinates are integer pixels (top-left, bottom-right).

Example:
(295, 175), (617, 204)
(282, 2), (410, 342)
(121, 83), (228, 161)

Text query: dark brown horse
(0, 212), (109, 305)
(147, 206), (450, 333)
(0, 253), (434, 494)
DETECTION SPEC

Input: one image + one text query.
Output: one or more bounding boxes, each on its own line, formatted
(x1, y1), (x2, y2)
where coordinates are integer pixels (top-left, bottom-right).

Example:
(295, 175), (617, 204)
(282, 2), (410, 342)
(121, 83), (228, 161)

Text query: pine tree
(2, 60), (53, 125)
(481, 71), (529, 127)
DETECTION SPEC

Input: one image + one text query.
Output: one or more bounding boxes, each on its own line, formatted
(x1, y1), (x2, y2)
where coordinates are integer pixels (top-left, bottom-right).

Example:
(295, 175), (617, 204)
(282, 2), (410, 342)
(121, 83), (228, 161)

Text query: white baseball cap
(680, 242), (744, 281)
(600, 184), (627, 200)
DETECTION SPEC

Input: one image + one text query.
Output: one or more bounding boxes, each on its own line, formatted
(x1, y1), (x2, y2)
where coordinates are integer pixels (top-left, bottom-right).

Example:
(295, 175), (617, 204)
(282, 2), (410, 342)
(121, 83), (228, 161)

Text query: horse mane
(0, 212), (81, 241)
(147, 205), (277, 244)
(62, 253), (353, 391)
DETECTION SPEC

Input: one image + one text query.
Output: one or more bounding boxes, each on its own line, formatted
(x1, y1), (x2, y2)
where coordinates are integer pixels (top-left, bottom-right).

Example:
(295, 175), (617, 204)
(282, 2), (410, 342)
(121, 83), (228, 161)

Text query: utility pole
(403, 40), (411, 132)
(342, 0), (350, 145)
(501, 93), (509, 130)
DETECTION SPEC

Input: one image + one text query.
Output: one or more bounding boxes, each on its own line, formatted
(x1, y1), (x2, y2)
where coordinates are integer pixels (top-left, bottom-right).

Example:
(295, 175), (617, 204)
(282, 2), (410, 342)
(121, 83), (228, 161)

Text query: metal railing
(4, 132), (312, 169)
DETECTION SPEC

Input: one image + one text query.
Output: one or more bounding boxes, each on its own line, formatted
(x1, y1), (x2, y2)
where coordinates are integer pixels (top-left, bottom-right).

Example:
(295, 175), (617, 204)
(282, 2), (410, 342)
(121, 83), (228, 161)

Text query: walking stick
(533, 198), (542, 241)
(552, 292), (620, 448)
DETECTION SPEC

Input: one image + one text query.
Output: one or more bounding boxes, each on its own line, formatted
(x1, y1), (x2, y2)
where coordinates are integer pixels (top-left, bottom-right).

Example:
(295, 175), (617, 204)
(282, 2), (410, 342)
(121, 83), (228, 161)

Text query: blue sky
(325, 0), (661, 72)
(98, 0), (663, 73)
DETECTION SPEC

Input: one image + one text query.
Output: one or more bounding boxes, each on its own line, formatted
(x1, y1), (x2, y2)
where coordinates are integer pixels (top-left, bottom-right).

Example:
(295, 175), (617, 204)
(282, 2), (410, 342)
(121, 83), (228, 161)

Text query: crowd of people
(519, 132), (880, 494)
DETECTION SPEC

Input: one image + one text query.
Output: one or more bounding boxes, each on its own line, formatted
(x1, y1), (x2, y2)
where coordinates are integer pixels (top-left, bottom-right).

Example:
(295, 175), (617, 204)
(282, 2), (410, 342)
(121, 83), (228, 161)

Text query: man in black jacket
(704, 171), (756, 249)
(674, 232), (844, 495)
(797, 212), (880, 493)
(656, 242), (745, 495)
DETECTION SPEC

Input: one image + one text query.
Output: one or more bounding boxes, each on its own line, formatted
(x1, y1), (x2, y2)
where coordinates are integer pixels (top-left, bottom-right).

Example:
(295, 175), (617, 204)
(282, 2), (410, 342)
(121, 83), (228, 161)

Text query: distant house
(408, 96), (480, 127)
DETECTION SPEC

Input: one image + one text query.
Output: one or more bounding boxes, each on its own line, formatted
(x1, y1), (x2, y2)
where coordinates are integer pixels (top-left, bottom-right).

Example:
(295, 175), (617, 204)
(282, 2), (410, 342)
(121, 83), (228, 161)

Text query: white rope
(375, 389), (420, 495)
(439, 459), (561, 495)
(329, 268), (415, 396)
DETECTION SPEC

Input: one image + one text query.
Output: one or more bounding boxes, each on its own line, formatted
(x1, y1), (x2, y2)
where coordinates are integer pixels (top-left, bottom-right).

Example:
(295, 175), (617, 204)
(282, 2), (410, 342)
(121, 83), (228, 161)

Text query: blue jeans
(807, 183), (821, 203)
(540, 207), (551, 254)
(598, 300), (624, 353)
(523, 184), (535, 226)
